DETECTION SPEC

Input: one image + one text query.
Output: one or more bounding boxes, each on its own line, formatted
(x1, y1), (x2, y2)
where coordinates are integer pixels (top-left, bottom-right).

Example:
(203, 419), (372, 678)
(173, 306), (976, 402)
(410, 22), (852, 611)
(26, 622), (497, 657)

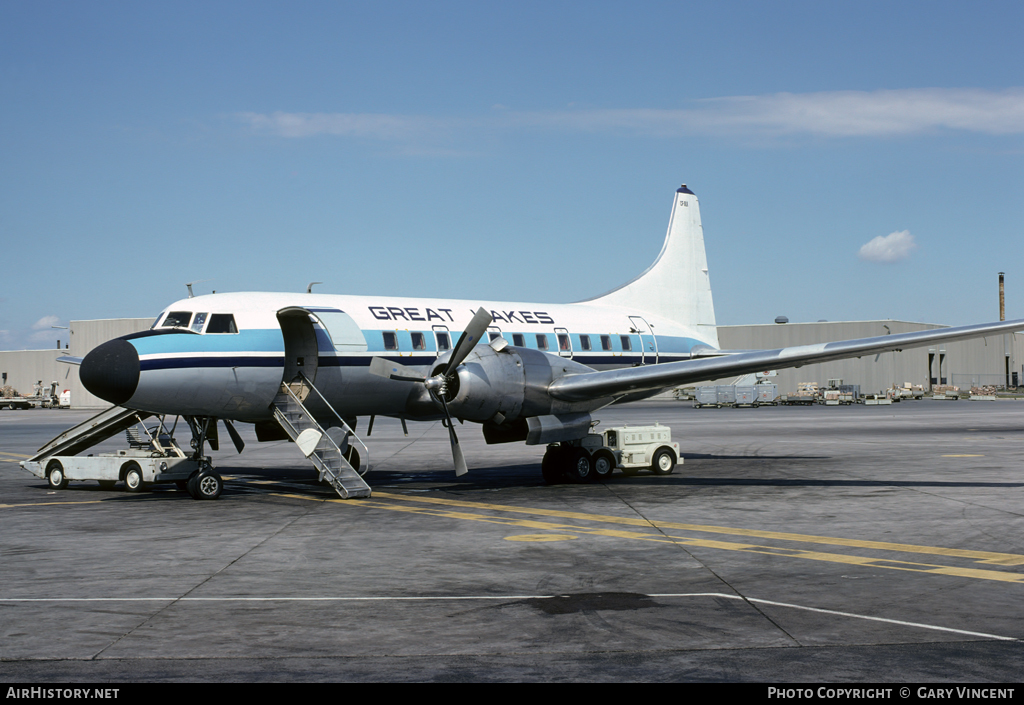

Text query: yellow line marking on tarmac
(269, 492), (1024, 584)
(366, 492), (1024, 567)
(0, 451), (31, 459)
(0, 500), (108, 509)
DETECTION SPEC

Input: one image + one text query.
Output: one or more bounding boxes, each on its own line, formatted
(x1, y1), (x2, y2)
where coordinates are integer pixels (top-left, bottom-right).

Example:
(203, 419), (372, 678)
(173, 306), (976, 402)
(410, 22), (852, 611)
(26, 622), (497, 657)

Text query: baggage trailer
(756, 383), (779, 405)
(693, 386), (720, 408)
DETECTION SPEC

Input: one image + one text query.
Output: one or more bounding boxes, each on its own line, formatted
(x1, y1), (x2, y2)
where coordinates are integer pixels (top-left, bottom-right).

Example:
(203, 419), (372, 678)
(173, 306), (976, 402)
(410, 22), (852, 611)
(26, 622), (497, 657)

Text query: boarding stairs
(271, 375), (371, 499)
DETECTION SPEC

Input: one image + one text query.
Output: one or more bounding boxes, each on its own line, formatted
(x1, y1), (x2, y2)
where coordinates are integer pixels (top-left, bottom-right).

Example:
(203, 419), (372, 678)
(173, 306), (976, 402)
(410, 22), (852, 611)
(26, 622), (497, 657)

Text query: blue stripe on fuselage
(140, 356), (285, 371)
(130, 326), (711, 372)
(130, 329), (284, 356)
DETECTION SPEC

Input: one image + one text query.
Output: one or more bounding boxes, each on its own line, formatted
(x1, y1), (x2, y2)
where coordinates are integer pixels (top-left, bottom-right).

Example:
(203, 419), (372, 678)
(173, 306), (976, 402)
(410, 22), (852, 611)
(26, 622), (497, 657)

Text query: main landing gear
(541, 443), (615, 485)
(183, 416), (223, 500)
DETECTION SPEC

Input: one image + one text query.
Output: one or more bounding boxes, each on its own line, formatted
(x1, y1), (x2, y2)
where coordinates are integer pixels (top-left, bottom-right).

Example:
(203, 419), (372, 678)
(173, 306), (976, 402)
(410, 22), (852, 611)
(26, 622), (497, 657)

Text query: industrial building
(1, 318), (151, 408)
(1, 317), (1021, 409)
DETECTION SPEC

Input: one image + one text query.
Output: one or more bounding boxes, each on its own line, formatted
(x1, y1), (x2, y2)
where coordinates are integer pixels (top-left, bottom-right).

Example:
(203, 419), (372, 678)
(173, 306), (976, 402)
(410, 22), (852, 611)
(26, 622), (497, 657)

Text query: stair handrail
(272, 392), (346, 482)
(277, 376), (370, 476)
(294, 372), (370, 473)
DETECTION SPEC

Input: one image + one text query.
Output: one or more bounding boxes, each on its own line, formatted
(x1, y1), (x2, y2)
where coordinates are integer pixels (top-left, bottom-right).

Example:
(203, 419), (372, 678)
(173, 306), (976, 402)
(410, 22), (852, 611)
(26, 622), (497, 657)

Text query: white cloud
(859, 230), (918, 263)
(614, 87), (1024, 137)
(239, 88), (1024, 142)
(238, 111), (463, 140)
(31, 315), (61, 330)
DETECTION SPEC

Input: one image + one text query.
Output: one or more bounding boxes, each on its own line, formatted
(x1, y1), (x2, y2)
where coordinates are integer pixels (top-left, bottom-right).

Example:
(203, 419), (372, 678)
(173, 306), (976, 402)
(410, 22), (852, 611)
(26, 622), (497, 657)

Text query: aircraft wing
(548, 318), (1024, 402)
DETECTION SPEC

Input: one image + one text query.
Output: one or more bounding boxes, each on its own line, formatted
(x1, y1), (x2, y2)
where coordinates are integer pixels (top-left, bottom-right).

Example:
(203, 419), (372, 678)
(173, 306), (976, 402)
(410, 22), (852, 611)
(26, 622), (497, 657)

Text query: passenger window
(161, 311), (193, 328)
(579, 335), (591, 351)
(620, 335), (632, 351)
(206, 314), (238, 334)
(601, 335), (612, 351)
(436, 332), (451, 351)
(558, 334), (570, 351)
(488, 332), (503, 342)
(536, 334), (549, 350)
(383, 331), (399, 350)
(190, 313), (208, 332)
(411, 332), (426, 350)
(512, 333), (525, 347)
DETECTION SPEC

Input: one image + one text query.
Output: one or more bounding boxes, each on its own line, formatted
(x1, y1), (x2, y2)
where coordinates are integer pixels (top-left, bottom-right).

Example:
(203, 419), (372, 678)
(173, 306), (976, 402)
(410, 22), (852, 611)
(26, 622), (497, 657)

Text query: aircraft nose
(81, 338), (140, 406)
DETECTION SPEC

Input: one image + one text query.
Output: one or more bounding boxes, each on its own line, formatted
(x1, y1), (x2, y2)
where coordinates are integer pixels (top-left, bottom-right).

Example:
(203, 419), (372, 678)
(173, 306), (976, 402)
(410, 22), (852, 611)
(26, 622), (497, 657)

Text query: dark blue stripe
(140, 352), (694, 372)
(141, 357), (284, 371)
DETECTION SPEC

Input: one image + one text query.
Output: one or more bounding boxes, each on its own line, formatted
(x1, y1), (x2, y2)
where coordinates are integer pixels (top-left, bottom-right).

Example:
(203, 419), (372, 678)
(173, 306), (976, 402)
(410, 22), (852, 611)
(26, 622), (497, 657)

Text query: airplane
(70, 184), (1024, 499)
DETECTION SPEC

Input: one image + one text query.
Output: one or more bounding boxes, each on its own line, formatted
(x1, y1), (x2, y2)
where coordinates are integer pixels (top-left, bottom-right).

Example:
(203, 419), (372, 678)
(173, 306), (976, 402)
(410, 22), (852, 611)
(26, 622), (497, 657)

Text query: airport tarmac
(2, 400), (1023, 683)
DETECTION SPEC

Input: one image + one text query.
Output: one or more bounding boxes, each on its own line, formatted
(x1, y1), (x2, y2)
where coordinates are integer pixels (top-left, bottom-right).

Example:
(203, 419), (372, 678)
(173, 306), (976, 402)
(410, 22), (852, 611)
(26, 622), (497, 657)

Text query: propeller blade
(450, 425), (468, 477)
(439, 396), (468, 476)
(444, 307), (493, 377)
(223, 419), (245, 454)
(369, 356), (426, 383)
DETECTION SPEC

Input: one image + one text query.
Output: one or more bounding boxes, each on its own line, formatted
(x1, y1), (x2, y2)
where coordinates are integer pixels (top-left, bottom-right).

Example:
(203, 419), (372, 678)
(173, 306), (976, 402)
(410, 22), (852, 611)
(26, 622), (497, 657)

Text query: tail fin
(582, 185), (718, 346)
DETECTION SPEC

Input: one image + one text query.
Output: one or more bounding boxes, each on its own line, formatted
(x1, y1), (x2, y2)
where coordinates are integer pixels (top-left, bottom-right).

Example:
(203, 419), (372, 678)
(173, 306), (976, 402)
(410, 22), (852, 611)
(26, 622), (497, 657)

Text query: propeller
(223, 419), (245, 454)
(369, 307), (492, 476)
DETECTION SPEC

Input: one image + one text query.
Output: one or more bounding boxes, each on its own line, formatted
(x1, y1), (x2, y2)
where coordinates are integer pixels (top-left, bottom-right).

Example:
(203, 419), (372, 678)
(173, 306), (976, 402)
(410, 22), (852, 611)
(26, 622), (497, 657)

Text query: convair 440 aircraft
(71, 184), (1024, 499)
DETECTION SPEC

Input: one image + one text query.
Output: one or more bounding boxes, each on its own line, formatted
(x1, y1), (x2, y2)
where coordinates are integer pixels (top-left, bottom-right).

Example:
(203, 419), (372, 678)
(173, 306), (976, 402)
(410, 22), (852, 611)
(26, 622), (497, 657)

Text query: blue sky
(2, 1), (1022, 349)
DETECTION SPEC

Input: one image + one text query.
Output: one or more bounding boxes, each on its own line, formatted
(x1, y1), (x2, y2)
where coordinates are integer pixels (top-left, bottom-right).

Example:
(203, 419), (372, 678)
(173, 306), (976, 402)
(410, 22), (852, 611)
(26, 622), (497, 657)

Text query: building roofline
(718, 319), (947, 329)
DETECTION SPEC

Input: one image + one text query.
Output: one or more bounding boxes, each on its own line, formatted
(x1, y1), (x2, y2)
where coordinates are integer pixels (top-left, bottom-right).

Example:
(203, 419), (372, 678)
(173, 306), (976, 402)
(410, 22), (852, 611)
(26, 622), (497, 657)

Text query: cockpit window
(190, 312), (208, 333)
(150, 313), (165, 329)
(160, 311), (193, 328)
(206, 314), (238, 334)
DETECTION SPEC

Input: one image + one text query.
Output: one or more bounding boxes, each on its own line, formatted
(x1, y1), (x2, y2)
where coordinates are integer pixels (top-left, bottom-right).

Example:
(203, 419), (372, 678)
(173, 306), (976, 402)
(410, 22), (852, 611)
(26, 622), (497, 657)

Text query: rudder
(581, 184), (718, 346)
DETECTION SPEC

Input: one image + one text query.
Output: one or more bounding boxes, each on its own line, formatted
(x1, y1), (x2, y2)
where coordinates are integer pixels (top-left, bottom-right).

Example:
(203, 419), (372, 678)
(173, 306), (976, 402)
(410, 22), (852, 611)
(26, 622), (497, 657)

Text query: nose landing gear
(183, 416), (224, 500)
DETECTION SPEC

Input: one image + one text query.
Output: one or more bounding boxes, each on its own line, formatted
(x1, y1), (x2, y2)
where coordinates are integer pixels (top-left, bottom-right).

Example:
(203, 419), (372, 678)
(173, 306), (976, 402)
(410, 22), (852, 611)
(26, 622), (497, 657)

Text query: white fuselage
(118, 291), (717, 421)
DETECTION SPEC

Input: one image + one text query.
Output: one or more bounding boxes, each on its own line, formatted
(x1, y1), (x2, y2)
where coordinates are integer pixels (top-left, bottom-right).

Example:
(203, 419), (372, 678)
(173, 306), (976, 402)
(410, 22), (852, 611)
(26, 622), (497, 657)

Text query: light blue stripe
(131, 329), (284, 355)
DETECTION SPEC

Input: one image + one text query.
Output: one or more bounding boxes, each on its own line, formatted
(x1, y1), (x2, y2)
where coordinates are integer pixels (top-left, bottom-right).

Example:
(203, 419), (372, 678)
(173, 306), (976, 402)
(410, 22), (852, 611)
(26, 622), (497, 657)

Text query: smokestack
(999, 272), (1005, 321)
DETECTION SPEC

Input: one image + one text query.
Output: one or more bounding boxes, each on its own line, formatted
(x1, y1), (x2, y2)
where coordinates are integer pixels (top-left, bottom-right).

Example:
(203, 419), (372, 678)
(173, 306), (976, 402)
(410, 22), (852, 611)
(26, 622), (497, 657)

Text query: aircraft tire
(651, 447), (676, 475)
(124, 462), (145, 493)
(541, 447), (566, 484)
(194, 471), (223, 500)
(567, 449), (595, 484)
(592, 450), (616, 479)
(46, 460), (68, 490)
(344, 447), (363, 476)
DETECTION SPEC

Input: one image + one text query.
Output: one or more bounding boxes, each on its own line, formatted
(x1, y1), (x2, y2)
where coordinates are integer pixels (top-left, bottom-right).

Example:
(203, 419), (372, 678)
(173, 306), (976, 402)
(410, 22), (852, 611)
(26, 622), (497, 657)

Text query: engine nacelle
(439, 344), (607, 424)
